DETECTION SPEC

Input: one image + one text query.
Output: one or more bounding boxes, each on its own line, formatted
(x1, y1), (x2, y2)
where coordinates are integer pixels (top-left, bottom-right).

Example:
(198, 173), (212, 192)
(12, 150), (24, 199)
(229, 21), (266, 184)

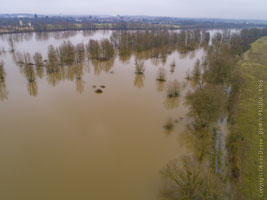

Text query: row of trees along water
(159, 27), (267, 200)
(0, 29), (212, 97)
(1, 28), (267, 99)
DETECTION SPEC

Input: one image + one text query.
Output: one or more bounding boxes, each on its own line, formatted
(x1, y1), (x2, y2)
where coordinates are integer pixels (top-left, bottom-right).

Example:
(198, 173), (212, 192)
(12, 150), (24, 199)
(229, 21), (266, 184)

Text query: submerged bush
(163, 119), (174, 131)
(95, 89), (103, 94)
(166, 80), (180, 98)
(0, 61), (5, 83)
(170, 60), (176, 67)
(156, 68), (166, 82)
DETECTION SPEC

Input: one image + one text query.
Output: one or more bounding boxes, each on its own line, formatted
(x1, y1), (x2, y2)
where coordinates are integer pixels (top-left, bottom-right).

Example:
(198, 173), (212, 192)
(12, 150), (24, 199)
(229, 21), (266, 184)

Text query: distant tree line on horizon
(1, 16), (267, 34)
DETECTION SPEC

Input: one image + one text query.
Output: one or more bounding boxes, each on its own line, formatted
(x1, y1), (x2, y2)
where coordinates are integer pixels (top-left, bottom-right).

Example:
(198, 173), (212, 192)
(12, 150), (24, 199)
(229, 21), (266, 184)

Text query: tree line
(5, 28), (267, 100)
(160, 27), (267, 200)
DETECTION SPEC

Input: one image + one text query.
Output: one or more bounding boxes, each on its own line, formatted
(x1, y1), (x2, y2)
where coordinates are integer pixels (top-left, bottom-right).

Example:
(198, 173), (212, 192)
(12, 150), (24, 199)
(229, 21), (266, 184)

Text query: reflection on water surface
(0, 30), (210, 200)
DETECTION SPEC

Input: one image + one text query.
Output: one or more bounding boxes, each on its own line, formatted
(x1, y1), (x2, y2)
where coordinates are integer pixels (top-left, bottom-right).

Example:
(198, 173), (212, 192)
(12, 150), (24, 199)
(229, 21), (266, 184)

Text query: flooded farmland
(0, 30), (226, 200)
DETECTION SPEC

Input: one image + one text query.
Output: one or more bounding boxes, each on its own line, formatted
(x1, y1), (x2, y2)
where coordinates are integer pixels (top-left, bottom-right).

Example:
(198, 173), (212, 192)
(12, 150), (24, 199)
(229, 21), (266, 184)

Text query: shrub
(156, 68), (166, 82)
(166, 80), (180, 98)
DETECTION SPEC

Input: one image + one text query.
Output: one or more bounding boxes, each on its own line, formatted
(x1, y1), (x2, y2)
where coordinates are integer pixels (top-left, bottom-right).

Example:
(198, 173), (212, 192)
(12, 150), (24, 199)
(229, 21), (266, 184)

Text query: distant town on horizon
(1, 13), (267, 34)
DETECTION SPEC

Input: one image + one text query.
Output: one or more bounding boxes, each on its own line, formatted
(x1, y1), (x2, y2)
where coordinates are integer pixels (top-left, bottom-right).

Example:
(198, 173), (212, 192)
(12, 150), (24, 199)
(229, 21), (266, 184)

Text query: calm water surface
(0, 31), (204, 200)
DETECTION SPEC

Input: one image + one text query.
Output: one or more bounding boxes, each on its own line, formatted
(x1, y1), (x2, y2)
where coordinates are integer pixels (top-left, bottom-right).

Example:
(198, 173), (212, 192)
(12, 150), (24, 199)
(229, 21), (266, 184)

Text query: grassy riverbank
(229, 37), (267, 199)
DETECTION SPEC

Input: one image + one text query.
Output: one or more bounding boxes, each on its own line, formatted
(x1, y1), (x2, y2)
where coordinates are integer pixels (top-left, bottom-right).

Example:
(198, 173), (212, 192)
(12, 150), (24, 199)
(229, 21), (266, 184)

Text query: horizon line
(1, 13), (267, 21)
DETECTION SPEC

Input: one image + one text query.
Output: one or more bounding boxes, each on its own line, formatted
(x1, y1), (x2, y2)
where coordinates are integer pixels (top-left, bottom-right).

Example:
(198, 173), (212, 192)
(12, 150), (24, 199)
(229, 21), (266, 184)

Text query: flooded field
(0, 30), (213, 200)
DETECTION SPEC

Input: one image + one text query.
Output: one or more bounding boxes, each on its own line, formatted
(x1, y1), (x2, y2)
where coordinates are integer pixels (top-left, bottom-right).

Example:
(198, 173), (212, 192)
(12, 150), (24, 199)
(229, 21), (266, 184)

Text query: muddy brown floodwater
(0, 30), (205, 200)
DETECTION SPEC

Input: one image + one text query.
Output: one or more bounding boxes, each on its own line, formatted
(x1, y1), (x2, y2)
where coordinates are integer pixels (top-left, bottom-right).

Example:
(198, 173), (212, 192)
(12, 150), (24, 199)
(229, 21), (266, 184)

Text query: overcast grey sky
(1, 0), (267, 20)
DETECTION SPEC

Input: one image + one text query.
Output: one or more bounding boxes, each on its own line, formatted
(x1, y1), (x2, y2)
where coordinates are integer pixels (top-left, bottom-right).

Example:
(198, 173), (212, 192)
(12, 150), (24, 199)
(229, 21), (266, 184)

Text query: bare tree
(160, 158), (203, 200)
(8, 36), (15, 52)
(0, 61), (8, 101)
(160, 157), (222, 200)
(185, 85), (226, 128)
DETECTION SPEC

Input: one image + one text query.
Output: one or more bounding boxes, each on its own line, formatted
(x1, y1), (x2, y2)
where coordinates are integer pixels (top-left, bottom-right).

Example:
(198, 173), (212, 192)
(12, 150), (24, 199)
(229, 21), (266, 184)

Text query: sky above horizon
(1, 0), (267, 20)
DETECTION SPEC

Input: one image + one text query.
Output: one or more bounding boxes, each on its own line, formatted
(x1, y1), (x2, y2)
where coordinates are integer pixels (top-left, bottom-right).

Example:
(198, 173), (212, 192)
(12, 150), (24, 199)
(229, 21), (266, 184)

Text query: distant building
(19, 20), (23, 26)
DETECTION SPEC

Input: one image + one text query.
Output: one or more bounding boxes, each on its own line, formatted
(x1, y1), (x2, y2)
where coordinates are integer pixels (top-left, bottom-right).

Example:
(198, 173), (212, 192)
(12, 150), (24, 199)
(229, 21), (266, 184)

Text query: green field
(233, 37), (267, 199)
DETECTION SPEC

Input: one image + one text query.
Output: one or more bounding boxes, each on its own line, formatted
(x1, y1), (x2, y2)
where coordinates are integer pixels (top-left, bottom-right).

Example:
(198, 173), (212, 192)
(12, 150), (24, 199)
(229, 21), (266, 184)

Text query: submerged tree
(100, 39), (115, 60)
(57, 41), (75, 65)
(46, 45), (61, 86)
(0, 61), (8, 101)
(47, 45), (58, 66)
(33, 52), (43, 66)
(185, 85), (226, 128)
(88, 39), (100, 59)
(7, 36), (15, 52)
(24, 64), (37, 96)
(23, 52), (32, 65)
(75, 43), (85, 63)
(33, 52), (44, 78)
(160, 157), (222, 200)
(87, 39), (114, 61)
(191, 59), (204, 88)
